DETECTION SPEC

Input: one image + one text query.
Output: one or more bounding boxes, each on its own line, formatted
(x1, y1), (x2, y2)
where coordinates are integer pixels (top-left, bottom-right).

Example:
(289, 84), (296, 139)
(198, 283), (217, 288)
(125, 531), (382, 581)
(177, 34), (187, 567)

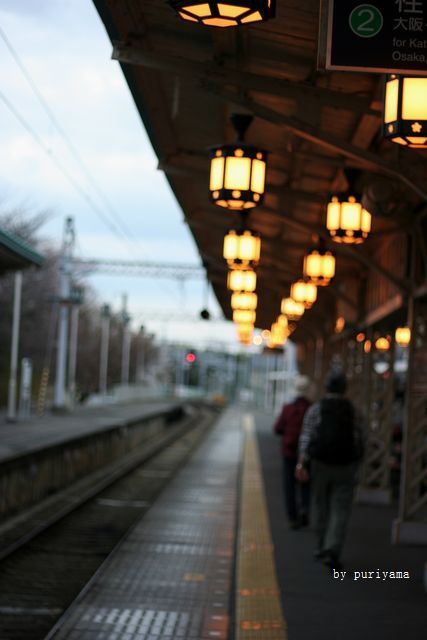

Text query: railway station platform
(0, 400), (179, 464)
(37, 406), (425, 640)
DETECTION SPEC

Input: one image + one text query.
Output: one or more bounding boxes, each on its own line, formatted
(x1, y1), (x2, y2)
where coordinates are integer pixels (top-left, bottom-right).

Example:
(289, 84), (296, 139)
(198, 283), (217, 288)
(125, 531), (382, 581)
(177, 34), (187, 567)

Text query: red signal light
(185, 353), (196, 363)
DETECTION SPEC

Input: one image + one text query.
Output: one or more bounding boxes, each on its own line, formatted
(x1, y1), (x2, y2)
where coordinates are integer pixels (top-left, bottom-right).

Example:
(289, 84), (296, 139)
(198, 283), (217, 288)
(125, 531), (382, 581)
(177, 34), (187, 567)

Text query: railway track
(0, 404), (219, 640)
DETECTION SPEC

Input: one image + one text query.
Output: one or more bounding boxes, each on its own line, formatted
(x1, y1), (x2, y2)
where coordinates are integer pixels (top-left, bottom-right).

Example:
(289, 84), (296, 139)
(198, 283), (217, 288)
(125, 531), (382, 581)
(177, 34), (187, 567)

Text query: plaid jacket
(298, 394), (366, 461)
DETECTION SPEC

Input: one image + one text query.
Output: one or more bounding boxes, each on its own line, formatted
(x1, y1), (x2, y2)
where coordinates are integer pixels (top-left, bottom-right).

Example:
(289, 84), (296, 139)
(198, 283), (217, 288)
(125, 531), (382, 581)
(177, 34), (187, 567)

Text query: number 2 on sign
(349, 4), (384, 38)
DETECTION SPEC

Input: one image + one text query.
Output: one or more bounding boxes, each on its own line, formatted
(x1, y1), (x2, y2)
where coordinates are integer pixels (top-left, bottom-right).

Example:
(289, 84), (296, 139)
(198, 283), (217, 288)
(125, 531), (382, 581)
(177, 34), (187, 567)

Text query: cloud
(0, 0), (226, 348)
(0, 0), (55, 18)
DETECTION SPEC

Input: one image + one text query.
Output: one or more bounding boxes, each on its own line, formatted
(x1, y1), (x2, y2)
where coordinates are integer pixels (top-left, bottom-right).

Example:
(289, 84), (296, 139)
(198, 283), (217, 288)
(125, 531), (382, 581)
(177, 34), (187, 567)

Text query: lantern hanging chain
(230, 113), (253, 142)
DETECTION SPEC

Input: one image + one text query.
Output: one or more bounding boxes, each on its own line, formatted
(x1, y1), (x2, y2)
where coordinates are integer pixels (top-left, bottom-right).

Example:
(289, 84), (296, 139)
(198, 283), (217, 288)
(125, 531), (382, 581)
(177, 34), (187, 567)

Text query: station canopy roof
(0, 227), (44, 276)
(93, 0), (425, 342)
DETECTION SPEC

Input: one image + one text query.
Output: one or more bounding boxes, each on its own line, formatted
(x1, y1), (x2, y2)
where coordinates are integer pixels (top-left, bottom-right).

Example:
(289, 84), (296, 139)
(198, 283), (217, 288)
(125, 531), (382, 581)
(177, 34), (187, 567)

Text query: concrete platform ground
(256, 410), (426, 640)
(17, 405), (425, 640)
(0, 399), (178, 464)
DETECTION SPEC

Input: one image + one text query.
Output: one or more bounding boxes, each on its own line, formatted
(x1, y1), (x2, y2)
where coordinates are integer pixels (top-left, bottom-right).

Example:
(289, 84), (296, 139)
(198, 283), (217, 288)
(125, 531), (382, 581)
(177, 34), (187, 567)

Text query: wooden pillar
(356, 334), (395, 505)
(393, 297), (427, 544)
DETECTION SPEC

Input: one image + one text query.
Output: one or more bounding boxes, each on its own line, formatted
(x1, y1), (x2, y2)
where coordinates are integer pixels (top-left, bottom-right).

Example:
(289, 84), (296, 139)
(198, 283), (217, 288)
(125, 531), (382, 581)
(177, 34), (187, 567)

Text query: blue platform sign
(324, 0), (427, 74)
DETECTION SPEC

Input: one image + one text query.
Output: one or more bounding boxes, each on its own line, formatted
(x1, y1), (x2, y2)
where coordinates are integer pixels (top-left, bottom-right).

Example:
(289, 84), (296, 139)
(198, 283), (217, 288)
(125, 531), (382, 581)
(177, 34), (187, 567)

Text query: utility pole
(7, 271), (23, 422)
(99, 304), (111, 397)
(121, 294), (131, 386)
(68, 287), (83, 408)
(54, 217), (74, 410)
(136, 324), (145, 383)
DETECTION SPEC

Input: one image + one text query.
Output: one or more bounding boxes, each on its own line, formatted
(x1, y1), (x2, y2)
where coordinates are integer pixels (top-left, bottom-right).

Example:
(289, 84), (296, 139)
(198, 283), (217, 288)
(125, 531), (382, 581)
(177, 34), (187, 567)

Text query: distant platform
(0, 400), (179, 465)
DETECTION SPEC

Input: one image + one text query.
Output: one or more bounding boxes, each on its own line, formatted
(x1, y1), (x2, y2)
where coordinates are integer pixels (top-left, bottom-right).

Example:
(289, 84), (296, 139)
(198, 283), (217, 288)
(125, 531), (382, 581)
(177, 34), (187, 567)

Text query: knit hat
(325, 368), (347, 394)
(294, 375), (311, 397)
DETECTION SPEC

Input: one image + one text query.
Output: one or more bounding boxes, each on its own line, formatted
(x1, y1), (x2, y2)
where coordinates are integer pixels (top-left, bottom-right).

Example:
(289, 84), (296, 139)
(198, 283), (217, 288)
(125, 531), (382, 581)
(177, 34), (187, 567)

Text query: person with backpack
(296, 368), (365, 569)
(274, 375), (312, 529)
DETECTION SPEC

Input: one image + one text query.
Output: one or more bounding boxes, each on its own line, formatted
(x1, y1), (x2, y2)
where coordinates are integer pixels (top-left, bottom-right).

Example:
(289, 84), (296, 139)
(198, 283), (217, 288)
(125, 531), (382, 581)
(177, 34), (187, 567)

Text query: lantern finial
(231, 113), (253, 141)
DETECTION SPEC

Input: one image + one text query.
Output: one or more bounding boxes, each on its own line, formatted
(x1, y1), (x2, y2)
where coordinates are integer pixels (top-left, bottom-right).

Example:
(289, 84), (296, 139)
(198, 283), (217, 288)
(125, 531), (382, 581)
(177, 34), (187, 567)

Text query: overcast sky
(0, 0), (247, 349)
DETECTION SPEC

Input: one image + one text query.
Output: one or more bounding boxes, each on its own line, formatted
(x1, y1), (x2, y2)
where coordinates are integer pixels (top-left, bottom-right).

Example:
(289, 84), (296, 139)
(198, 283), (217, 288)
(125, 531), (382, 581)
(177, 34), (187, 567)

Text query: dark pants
(283, 456), (310, 523)
(312, 460), (357, 559)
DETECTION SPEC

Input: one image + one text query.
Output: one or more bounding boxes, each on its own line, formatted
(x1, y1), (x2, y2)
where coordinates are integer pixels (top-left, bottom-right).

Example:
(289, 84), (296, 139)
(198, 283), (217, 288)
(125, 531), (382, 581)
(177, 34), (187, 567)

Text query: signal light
(185, 352), (197, 363)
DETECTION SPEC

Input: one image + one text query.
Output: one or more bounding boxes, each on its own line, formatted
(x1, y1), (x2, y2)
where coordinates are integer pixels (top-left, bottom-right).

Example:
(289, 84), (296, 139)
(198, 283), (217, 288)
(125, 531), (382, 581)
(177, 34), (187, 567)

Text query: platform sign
(321, 0), (427, 75)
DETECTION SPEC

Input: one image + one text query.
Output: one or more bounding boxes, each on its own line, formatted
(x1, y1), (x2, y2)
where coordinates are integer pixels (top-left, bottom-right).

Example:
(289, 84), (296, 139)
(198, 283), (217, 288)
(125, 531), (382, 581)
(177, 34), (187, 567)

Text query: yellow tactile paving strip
(236, 414), (288, 640)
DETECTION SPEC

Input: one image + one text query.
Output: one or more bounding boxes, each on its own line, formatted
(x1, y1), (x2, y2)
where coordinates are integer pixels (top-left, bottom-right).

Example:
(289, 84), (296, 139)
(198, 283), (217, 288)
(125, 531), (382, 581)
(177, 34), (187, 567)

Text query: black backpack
(308, 397), (362, 465)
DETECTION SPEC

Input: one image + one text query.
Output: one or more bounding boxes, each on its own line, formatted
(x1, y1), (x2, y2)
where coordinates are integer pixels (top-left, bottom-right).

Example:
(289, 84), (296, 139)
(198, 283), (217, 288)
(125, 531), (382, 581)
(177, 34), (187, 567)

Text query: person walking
(296, 368), (365, 570)
(274, 375), (312, 529)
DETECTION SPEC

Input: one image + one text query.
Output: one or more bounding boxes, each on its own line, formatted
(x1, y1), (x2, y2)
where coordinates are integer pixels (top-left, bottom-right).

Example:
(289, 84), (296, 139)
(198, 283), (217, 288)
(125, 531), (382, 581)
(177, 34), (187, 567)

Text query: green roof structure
(0, 227), (44, 275)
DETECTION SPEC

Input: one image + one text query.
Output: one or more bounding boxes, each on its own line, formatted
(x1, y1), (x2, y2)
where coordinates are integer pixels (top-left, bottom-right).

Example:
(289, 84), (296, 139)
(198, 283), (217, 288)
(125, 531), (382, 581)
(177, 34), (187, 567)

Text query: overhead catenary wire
(0, 26), (183, 301)
(0, 88), (134, 248)
(0, 25), (138, 249)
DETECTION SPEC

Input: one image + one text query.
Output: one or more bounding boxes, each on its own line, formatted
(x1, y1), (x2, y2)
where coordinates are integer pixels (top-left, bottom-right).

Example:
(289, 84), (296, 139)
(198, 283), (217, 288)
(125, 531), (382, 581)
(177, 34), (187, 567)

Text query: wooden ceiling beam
(203, 84), (427, 203)
(258, 206), (411, 294)
(113, 40), (380, 117)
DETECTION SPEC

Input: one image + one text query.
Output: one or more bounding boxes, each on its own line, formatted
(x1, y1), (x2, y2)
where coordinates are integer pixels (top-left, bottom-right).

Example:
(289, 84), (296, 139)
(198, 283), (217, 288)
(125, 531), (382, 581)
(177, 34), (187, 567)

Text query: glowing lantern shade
(236, 323), (254, 341)
(290, 280), (317, 309)
(395, 326), (411, 347)
(280, 297), (305, 321)
(327, 196), (372, 244)
(277, 314), (288, 330)
(210, 114), (266, 210)
(223, 228), (261, 268)
(169, 1), (276, 27)
(231, 291), (257, 311)
(384, 75), (427, 148)
(375, 337), (390, 351)
(233, 309), (256, 324)
(227, 269), (257, 292)
(269, 322), (287, 347)
(303, 248), (336, 286)
(335, 316), (345, 334)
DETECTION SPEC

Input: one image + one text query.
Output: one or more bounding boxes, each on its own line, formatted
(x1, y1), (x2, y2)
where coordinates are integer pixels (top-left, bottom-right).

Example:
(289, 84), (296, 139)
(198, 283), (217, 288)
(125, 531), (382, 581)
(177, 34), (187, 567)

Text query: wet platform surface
(39, 405), (425, 640)
(46, 407), (242, 640)
(256, 411), (426, 640)
(0, 400), (177, 463)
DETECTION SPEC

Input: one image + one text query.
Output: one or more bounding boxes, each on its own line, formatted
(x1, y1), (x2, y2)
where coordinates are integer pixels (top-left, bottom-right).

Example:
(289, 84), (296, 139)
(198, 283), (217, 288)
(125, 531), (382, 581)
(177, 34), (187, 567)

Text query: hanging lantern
(269, 322), (287, 347)
(290, 280), (317, 309)
(364, 339), (372, 354)
(233, 309), (256, 324)
(335, 316), (345, 334)
(326, 196), (372, 244)
(223, 228), (261, 268)
(280, 297), (305, 321)
(236, 323), (254, 339)
(170, 1), (276, 27)
(303, 247), (336, 286)
(231, 291), (257, 311)
(276, 314), (288, 330)
(395, 326), (411, 347)
(375, 337), (390, 351)
(210, 114), (266, 211)
(227, 269), (257, 292)
(383, 75), (427, 148)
